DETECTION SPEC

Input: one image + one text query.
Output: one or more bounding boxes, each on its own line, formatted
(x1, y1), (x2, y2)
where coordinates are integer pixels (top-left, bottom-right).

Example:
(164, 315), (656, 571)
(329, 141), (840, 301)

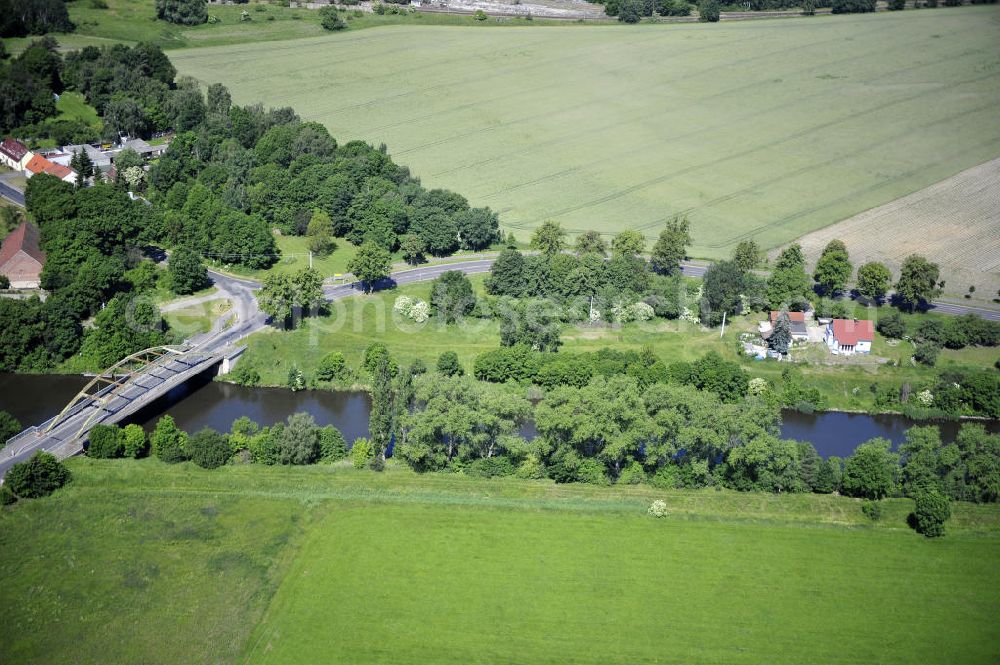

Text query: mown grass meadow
(172, 8), (1000, 257)
(1, 460), (999, 665)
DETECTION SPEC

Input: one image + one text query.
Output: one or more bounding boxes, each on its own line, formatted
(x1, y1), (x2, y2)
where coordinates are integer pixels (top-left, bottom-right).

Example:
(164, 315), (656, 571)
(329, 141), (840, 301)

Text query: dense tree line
(155, 0), (208, 26)
(87, 413), (350, 468)
(0, 0), (74, 38)
(0, 38), (63, 135)
(0, 175), (174, 371)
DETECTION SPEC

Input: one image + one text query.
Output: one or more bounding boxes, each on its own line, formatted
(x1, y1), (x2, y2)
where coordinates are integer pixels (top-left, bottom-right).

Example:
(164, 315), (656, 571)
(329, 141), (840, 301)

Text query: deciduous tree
(650, 216), (690, 274)
(895, 254), (941, 311)
(530, 220), (566, 256)
(856, 261), (891, 303)
(813, 239), (851, 296)
(347, 241), (391, 293)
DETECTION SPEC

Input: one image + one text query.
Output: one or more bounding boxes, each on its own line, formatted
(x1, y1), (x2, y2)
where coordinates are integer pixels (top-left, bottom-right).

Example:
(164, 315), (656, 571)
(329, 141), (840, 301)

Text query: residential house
(24, 154), (77, 183)
(0, 221), (46, 289)
(769, 311), (809, 341)
(0, 138), (33, 170)
(826, 318), (874, 355)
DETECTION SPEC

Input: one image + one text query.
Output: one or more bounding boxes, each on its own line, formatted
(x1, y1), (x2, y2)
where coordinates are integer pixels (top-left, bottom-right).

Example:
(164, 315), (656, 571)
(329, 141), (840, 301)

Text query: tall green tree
(813, 239), (852, 296)
(530, 220), (566, 256)
(767, 244), (811, 310)
(650, 216), (690, 275)
(575, 230), (607, 257)
(151, 415), (188, 463)
(856, 261), (892, 303)
(430, 270), (475, 323)
(347, 241), (391, 293)
(457, 207), (500, 251)
(611, 230), (646, 258)
(895, 254), (941, 311)
(168, 246), (208, 295)
(399, 234), (426, 266)
(306, 209), (336, 256)
(842, 438), (898, 500)
(277, 413), (320, 465)
(485, 247), (527, 297)
(699, 260), (744, 326)
(369, 353), (395, 469)
(768, 311), (792, 354)
(732, 240), (760, 273)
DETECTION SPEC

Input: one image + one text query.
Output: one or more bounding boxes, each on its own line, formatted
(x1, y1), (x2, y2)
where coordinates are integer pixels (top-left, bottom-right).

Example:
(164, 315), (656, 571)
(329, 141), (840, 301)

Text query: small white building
(826, 318), (874, 355)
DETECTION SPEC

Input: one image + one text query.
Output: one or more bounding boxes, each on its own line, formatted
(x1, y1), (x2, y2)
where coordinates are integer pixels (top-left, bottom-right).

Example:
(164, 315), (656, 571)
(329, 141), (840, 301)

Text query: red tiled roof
(832, 319), (874, 346)
(43, 163), (74, 179)
(770, 311), (806, 324)
(24, 154), (51, 174)
(0, 138), (28, 161)
(0, 221), (46, 269)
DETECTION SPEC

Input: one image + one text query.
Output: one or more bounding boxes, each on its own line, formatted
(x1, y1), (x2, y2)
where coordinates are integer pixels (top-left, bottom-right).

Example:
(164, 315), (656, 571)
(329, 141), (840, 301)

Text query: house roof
(0, 138), (28, 161)
(831, 319), (874, 346)
(24, 154), (51, 174)
(0, 221), (46, 269)
(121, 138), (155, 154)
(770, 311), (806, 324)
(43, 163), (74, 180)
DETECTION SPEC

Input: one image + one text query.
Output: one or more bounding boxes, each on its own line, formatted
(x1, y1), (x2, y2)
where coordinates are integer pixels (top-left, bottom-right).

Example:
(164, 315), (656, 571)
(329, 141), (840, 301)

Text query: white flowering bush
(629, 301), (655, 322)
(648, 500), (668, 518)
(681, 285), (702, 325)
(748, 377), (768, 396)
(409, 300), (429, 323)
(393, 296), (429, 323)
(916, 390), (934, 407)
(589, 307), (602, 323)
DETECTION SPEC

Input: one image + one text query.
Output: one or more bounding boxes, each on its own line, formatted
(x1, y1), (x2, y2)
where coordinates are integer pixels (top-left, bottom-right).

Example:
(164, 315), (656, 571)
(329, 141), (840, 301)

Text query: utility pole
(309, 251), (313, 269)
(720, 310), (726, 338)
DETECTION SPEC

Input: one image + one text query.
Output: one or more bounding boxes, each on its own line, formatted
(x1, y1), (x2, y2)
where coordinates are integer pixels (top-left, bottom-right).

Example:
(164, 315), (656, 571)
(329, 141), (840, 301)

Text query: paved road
(926, 301), (1000, 322)
(0, 179), (25, 207)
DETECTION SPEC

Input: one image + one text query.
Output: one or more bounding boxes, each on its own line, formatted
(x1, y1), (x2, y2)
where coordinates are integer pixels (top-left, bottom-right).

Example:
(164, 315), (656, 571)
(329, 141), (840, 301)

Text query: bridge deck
(1, 352), (223, 478)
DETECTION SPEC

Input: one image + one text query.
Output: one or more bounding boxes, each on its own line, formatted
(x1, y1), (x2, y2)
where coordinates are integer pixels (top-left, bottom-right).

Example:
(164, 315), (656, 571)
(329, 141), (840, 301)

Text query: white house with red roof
(825, 318), (874, 355)
(0, 138), (33, 171)
(24, 154), (76, 184)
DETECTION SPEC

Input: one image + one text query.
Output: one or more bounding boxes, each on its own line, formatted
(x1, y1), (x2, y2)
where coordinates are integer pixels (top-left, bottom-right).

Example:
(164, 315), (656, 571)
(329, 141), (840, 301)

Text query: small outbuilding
(0, 221), (46, 289)
(826, 318), (874, 355)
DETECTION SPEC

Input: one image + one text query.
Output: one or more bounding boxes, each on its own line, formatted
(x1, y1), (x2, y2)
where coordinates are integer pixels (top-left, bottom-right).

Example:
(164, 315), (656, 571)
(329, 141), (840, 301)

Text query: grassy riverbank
(236, 276), (997, 413)
(1, 459), (999, 665)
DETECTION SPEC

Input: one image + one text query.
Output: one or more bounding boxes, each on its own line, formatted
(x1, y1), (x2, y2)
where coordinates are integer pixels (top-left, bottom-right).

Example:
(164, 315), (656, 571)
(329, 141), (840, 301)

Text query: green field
(170, 8), (1000, 257)
(1, 460), (999, 664)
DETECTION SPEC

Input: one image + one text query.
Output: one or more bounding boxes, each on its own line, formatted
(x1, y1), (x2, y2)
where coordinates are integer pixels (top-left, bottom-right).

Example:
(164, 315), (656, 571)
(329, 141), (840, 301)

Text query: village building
(120, 138), (164, 159)
(24, 154), (77, 184)
(769, 311), (809, 341)
(0, 221), (46, 289)
(826, 318), (874, 355)
(0, 138), (33, 171)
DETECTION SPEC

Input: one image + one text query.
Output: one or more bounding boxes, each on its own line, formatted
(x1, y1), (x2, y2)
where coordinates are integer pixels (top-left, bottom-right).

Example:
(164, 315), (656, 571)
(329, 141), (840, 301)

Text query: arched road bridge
(0, 345), (240, 478)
